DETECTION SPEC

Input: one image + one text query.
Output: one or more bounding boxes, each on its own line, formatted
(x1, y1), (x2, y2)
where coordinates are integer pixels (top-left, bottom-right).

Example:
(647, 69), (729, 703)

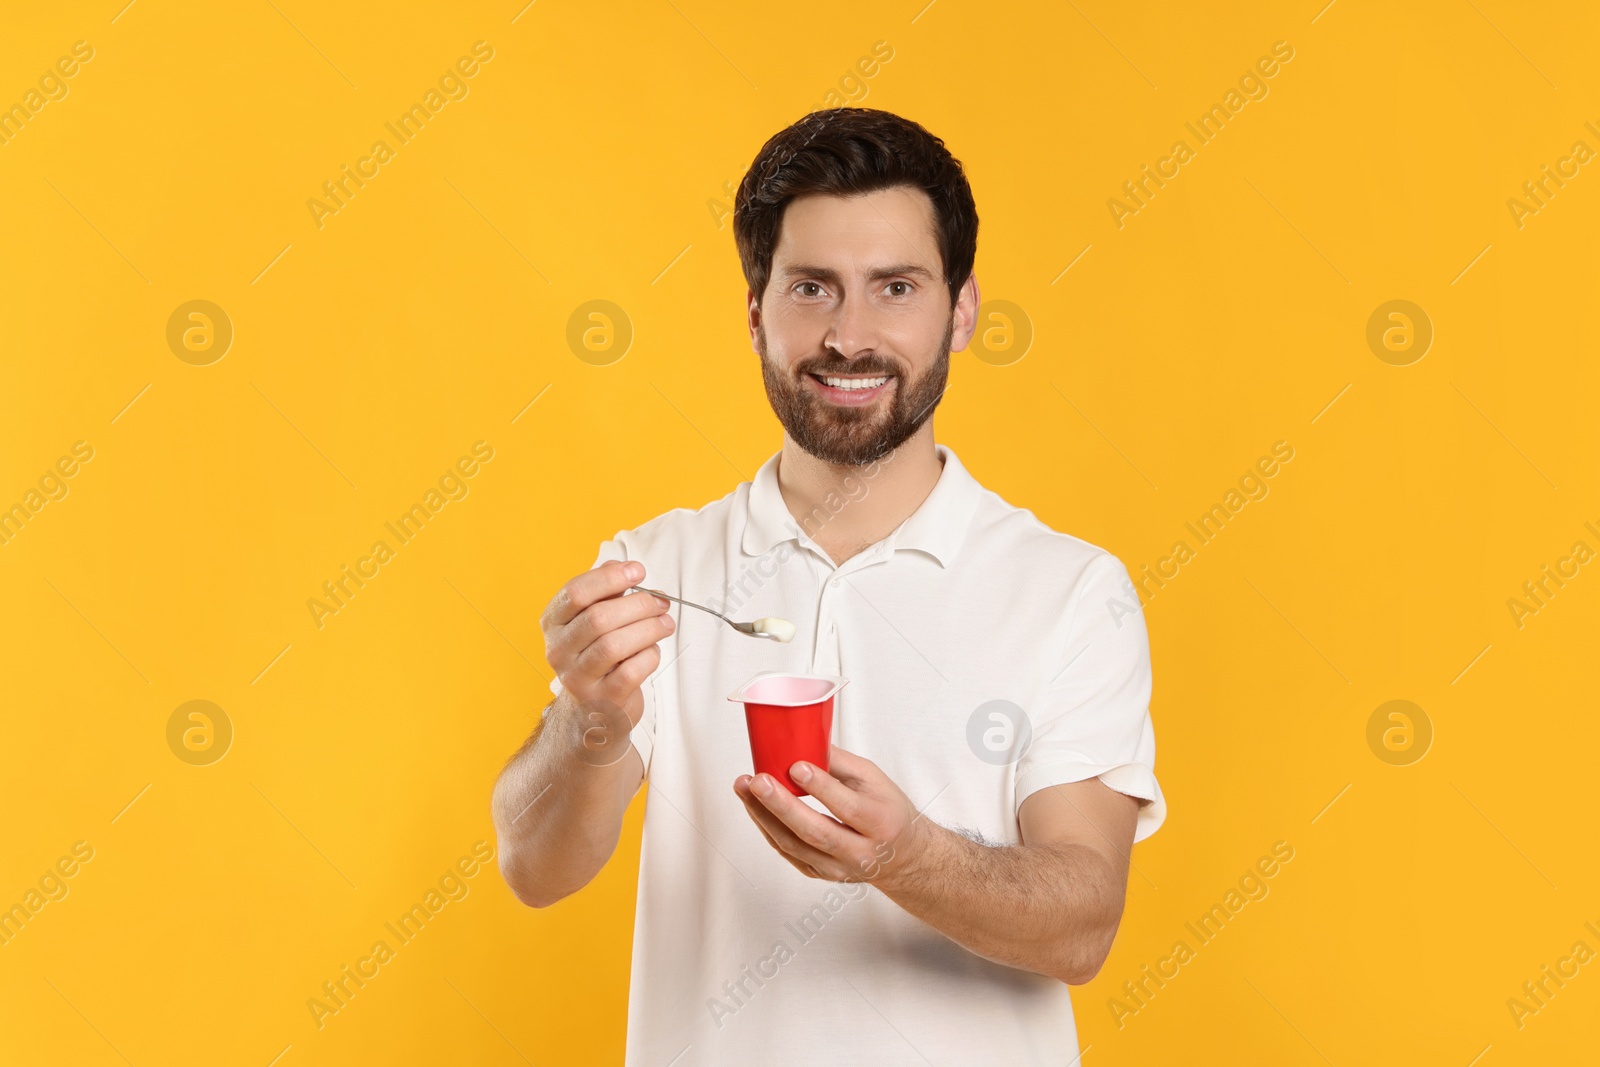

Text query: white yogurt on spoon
(751, 617), (796, 643)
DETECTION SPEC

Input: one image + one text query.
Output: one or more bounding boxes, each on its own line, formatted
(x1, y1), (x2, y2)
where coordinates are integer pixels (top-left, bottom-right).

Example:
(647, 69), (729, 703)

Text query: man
(492, 107), (1165, 1065)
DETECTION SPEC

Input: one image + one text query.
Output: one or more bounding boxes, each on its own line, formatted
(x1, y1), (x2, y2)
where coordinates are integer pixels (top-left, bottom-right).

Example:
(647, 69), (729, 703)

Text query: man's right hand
(495, 558), (673, 907)
(541, 559), (674, 741)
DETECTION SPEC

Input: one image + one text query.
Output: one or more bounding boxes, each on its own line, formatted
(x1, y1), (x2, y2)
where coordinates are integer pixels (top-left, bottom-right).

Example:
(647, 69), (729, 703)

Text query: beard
(757, 317), (952, 467)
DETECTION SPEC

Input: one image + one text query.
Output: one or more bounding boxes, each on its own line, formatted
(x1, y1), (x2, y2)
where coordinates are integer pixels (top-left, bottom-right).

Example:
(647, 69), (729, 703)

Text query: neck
(775, 422), (944, 567)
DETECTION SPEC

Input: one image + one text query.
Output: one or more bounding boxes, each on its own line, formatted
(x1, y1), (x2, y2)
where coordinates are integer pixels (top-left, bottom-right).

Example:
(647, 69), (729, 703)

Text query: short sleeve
(1013, 553), (1166, 843)
(546, 536), (659, 780)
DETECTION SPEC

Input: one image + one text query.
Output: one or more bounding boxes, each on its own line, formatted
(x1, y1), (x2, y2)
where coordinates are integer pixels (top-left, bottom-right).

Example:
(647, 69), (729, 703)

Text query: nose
(823, 289), (881, 362)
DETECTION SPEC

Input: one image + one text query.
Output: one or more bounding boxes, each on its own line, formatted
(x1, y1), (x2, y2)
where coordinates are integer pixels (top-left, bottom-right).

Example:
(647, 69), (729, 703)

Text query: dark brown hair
(733, 107), (978, 309)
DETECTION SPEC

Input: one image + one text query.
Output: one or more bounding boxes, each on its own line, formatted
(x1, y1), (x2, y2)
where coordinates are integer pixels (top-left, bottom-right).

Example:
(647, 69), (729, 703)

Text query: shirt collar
(740, 443), (984, 568)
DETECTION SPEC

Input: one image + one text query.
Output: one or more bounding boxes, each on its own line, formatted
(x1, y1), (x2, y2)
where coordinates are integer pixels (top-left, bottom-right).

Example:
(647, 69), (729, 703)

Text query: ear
(950, 273), (980, 353)
(747, 289), (763, 354)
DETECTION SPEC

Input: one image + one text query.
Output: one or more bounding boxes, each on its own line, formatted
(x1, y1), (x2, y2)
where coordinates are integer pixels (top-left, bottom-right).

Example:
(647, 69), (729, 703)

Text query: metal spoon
(632, 587), (795, 642)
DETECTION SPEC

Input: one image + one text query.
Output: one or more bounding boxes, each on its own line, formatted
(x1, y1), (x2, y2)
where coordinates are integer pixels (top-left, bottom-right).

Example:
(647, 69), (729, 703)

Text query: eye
(795, 282), (825, 297)
(885, 281), (912, 296)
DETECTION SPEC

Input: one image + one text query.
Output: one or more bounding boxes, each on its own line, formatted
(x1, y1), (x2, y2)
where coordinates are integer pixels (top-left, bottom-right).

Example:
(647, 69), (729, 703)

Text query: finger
(567, 611), (674, 689)
(545, 559), (650, 630)
(823, 745), (880, 789)
(735, 778), (837, 868)
(743, 802), (830, 879)
(564, 588), (671, 657)
(598, 642), (661, 703)
(790, 761), (868, 831)
(734, 779), (823, 877)
(750, 773), (857, 858)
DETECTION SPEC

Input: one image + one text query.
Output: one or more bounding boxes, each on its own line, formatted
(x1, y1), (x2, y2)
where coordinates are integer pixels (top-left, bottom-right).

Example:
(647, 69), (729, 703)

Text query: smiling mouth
(808, 372), (893, 391)
(805, 372), (897, 406)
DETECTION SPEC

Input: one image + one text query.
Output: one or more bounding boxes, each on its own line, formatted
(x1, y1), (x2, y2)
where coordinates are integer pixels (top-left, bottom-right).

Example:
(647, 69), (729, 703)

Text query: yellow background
(2, 0), (1597, 1062)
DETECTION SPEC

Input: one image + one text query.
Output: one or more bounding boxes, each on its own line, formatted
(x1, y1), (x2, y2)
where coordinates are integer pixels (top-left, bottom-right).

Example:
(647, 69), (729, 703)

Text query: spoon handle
(632, 586), (728, 623)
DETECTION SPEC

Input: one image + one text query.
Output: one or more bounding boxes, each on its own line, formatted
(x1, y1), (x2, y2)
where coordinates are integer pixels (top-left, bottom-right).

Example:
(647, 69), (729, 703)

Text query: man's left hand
(733, 744), (937, 887)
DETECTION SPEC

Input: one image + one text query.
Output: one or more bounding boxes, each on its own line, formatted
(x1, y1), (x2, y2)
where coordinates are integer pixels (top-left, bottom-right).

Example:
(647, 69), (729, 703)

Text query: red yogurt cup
(727, 672), (850, 796)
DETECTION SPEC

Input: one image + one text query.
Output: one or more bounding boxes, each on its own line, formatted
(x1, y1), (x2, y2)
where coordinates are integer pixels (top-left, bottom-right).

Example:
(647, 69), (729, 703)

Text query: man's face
(749, 186), (978, 467)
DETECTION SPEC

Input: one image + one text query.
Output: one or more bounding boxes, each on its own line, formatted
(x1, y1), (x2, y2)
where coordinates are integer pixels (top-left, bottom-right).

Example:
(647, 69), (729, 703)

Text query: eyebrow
(775, 262), (938, 285)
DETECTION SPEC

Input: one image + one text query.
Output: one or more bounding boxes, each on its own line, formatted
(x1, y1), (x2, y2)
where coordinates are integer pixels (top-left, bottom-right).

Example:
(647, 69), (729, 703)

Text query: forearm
(877, 823), (1124, 984)
(491, 697), (641, 907)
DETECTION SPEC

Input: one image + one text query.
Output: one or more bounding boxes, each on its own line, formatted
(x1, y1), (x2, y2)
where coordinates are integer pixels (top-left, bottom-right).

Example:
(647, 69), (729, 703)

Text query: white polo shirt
(548, 442), (1164, 1066)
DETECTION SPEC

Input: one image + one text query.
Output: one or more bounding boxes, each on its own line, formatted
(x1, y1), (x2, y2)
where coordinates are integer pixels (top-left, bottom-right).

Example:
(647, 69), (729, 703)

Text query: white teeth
(819, 375), (889, 390)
